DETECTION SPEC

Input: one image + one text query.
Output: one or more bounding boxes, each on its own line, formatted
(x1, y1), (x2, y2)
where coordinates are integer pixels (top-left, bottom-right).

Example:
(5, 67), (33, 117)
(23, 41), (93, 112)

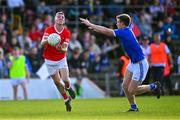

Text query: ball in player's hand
(47, 33), (61, 46)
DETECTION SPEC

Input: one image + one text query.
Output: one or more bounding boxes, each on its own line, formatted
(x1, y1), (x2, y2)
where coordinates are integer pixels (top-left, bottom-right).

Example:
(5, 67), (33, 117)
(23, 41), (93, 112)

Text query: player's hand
(55, 43), (68, 53)
(80, 18), (92, 27)
(60, 42), (68, 52)
(55, 43), (62, 51)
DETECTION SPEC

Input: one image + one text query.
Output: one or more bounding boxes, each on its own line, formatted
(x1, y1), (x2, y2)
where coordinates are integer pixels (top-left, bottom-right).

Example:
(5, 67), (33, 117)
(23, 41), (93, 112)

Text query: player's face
(55, 13), (65, 25)
(116, 19), (123, 29)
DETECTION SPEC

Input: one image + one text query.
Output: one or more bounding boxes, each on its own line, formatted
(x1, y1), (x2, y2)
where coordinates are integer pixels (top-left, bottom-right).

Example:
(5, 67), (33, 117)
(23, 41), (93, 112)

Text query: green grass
(0, 96), (180, 120)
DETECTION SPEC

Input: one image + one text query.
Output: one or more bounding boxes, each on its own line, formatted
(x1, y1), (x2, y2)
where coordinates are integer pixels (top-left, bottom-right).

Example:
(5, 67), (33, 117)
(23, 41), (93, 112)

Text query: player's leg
(130, 81), (160, 96)
(134, 59), (161, 98)
(60, 68), (76, 99)
(51, 71), (71, 112)
(12, 85), (18, 100)
(122, 70), (136, 108)
(51, 72), (68, 100)
(11, 79), (18, 100)
(59, 57), (76, 99)
(20, 79), (28, 100)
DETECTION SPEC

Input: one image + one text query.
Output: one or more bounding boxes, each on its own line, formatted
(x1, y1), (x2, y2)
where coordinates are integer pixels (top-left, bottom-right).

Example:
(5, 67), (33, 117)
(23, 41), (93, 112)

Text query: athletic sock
(65, 81), (70, 89)
(61, 92), (68, 100)
(131, 104), (138, 110)
(149, 83), (157, 90)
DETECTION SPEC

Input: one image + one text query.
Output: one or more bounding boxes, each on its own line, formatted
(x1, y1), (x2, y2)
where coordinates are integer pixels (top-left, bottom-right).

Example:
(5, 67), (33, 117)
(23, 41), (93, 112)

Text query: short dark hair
(116, 14), (131, 26)
(56, 11), (64, 16)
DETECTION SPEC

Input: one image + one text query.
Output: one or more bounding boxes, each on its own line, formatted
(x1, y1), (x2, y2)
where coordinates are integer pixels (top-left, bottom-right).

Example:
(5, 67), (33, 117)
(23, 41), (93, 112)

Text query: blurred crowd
(0, 0), (180, 93)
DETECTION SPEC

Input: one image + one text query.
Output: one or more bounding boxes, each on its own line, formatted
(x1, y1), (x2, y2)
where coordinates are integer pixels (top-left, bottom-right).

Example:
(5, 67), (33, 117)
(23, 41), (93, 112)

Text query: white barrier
(0, 78), (105, 100)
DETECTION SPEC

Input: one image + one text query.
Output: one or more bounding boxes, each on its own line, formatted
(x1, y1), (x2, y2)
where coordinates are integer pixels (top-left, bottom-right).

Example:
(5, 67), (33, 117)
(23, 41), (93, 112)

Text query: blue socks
(131, 104), (138, 110)
(149, 83), (157, 90)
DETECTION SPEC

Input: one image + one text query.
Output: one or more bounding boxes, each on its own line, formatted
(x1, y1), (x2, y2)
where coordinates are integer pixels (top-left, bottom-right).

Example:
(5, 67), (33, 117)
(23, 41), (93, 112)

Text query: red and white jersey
(42, 25), (70, 61)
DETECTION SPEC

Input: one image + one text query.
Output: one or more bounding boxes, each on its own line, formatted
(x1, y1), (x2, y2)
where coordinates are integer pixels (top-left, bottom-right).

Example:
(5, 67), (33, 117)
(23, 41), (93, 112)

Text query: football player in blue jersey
(80, 14), (161, 112)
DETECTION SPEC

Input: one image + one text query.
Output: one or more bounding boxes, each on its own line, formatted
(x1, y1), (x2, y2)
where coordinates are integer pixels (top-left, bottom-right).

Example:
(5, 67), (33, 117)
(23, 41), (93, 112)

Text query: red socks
(61, 92), (68, 100)
(65, 81), (70, 89)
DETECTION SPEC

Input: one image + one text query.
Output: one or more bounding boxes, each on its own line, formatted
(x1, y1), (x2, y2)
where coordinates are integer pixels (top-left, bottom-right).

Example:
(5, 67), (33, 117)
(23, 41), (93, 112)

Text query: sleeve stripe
(113, 30), (116, 37)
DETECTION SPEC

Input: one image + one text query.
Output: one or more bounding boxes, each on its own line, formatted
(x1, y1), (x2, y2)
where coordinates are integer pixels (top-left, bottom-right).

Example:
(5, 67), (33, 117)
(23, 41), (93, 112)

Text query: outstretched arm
(80, 18), (115, 37)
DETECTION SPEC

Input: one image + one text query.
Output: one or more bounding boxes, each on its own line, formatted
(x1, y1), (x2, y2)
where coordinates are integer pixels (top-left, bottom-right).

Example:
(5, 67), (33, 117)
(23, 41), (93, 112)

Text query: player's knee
(62, 77), (70, 82)
(128, 88), (136, 95)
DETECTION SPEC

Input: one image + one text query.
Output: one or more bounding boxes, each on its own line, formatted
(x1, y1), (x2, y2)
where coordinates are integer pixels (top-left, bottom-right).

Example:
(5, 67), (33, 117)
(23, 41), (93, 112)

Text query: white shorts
(45, 57), (68, 75)
(127, 58), (149, 82)
(10, 78), (26, 86)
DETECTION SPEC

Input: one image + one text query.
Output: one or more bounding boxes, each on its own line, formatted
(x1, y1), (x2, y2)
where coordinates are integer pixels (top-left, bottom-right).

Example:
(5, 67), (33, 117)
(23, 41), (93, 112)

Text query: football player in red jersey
(41, 11), (75, 112)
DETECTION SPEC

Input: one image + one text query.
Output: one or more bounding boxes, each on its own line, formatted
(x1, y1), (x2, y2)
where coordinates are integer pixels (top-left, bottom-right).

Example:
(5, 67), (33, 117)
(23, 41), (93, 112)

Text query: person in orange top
(117, 54), (130, 96)
(148, 33), (173, 95)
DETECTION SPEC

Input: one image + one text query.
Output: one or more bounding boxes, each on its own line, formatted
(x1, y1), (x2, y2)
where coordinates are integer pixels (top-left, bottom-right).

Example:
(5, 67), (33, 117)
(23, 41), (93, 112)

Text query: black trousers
(151, 66), (165, 94)
(163, 74), (173, 95)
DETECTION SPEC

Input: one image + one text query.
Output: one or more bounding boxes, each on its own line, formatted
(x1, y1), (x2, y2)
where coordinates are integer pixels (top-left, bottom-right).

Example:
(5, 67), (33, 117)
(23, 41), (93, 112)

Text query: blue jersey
(113, 27), (144, 63)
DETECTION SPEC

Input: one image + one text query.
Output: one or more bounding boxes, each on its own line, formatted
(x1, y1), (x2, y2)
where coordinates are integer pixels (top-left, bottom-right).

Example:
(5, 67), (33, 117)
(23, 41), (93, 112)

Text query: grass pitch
(0, 96), (180, 120)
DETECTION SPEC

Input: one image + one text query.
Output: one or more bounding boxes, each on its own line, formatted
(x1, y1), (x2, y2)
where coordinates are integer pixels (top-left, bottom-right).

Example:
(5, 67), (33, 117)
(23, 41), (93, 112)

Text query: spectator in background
(149, 0), (164, 21)
(68, 47), (82, 76)
(88, 0), (103, 24)
(140, 36), (150, 60)
(101, 38), (118, 71)
(148, 33), (173, 95)
(81, 31), (91, 50)
(138, 13), (152, 38)
(177, 55), (180, 74)
(1, 13), (11, 35)
(10, 35), (21, 49)
(17, 30), (33, 50)
(89, 35), (101, 55)
(155, 21), (164, 34)
(0, 22), (7, 35)
(36, 0), (52, 16)
(81, 50), (90, 75)
(0, 48), (8, 78)
(43, 14), (53, 28)
(0, 33), (12, 55)
(68, 47), (83, 98)
(7, 47), (30, 100)
(69, 29), (83, 54)
(90, 54), (101, 73)
(140, 36), (150, 84)
(27, 47), (43, 77)
(90, 54), (101, 82)
(34, 18), (45, 36)
(7, 0), (24, 9)
(28, 25), (41, 46)
(162, 16), (179, 40)
(7, 0), (25, 15)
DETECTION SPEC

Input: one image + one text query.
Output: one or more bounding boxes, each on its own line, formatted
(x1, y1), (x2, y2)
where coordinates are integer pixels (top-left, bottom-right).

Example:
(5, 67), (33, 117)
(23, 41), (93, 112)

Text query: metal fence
(1, 5), (180, 30)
